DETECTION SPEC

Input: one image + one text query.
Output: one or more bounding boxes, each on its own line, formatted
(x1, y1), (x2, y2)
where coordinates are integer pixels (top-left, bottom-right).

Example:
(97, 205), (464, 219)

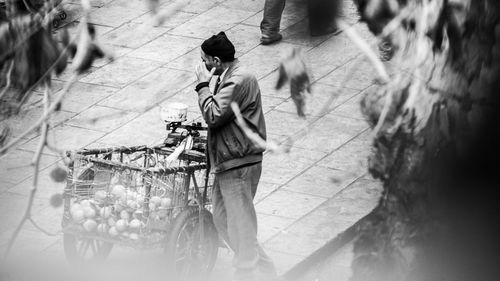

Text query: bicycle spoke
(89, 240), (97, 256)
(78, 239), (90, 257)
(96, 240), (104, 251)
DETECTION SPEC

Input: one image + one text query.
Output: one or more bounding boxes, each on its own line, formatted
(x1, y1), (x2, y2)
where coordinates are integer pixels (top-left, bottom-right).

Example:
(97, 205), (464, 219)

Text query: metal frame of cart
(61, 144), (219, 278)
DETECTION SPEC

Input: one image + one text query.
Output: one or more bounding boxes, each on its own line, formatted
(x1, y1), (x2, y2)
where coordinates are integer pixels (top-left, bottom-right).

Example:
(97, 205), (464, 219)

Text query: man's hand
(195, 62), (216, 84)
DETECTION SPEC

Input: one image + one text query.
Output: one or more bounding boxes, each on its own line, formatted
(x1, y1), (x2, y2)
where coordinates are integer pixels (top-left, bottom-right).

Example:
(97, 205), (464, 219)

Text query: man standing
(194, 32), (277, 281)
(260, 0), (342, 45)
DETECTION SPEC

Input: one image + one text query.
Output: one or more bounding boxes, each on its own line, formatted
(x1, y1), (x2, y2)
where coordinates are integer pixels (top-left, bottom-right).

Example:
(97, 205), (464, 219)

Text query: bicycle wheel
(63, 166), (113, 264)
(165, 207), (219, 279)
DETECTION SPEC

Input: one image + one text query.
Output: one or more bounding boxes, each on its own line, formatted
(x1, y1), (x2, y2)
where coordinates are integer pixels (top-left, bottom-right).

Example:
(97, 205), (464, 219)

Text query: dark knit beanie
(201, 32), (235, 62)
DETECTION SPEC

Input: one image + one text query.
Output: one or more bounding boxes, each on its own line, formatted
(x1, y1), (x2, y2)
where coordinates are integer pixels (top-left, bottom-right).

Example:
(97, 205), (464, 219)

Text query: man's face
(201, 50), (223, 75)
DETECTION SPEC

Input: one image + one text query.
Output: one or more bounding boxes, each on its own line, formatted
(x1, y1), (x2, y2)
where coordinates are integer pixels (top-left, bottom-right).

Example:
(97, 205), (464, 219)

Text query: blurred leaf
(276, 47), (311, 118)
(69, 22), (110, 74)
(50, 166), (67, 182)
(148, 0), (160, 14)
(0, 14), (67, 102)
(0, 124), (10, 149)
(50, 193), (63, 208)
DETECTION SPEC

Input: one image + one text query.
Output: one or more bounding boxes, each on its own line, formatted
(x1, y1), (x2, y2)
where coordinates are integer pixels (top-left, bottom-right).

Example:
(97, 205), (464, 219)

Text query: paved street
(0, 0), (382, 280)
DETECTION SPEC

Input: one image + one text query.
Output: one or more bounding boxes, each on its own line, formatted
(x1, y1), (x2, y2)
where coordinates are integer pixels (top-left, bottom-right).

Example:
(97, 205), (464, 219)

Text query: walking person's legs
(308, 0), (342, 36)
(260, 0), (286, 45)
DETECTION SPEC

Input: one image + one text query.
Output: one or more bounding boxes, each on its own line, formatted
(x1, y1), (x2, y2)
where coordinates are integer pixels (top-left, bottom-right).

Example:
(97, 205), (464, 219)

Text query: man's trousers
(212, 162), (277, 281)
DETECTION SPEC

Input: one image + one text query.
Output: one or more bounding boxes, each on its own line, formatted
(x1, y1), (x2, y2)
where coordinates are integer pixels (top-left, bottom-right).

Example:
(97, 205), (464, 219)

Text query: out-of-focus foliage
(0, 13), (67, 101)
(65, 23), (108, 74)
(276, 47), (311, 118)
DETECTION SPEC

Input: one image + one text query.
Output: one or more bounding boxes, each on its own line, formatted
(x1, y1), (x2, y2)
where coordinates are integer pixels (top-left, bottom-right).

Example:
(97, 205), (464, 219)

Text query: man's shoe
(310, 26), (342, 37)
(261, 33), (282, 45)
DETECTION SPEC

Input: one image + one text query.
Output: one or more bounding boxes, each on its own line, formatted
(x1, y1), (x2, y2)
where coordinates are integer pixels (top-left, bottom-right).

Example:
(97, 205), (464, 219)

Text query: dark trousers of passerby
(260, 0), (341, 37)
(308, 0), (341, 35)
(212, 163), (277, 281)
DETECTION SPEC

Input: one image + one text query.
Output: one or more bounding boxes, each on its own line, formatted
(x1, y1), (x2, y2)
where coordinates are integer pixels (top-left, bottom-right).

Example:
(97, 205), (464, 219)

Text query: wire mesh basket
(61, 145), (213, 248)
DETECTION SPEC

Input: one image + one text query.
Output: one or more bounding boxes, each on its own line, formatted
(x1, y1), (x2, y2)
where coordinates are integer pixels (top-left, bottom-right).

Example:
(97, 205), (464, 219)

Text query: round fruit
(157, 209), (168, 219)
(150, 196), (161, 205)
(160, 197), (172, 209)
(50, 167), (67, 182)
(70, 203), (82, 213)
(133, 210), (143, 220)
(126, 199), (138, 209)
(108, 226), (119, 237)
(97, 223), (109, 234)
(111, 185), (126, 199)
(94, 190), (107, 202)
(129, 219), (141, 231)
(126, 191), (137, 200)
(99, 206), (113, 219)
(107, 217), (116, 227)
(129, 233), (139, 240)
(148, 202), (157, 212)
(114, 202), (124, 213)
(71, 209), (85, 223)
(80, 199), (91, 208)
(83, 219), (97, 232)
(121, 231), (130, 238)
(115, 219), (128, 232)
(83, 206), (96, 218)
(120, 210), (130, 221)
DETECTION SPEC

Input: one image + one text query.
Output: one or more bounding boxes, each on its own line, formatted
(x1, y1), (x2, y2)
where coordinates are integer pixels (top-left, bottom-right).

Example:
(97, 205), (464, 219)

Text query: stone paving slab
(298, 242), (354, 281)
(222, 0), (266, 13)
(96, 108), (167, 146)
(332, 92), (369, 120)
(0, 192), (51, 235)
(264, 110), (310, 137)
(260, 147), (327, 184)
(0, 151), (59, 186)
(8, 162), (66, 199)
(257, 213), (296, 242)
(169, 6), (255, 39)
(241, 43), (313, 80)
(226, 24), (263, 55)
(66, 105), (140, 132)
(319, 56), (378, 90)
(179, 0), (224, 14)
(80, 56), (163, 88)
(101, 23), (170, 49)
(263, 177), (381, 257)
(317, 132), (373, 177)
(128, 34), (203, 62)
(256, 188), (328, 219)
(98, 67), (195, 111)
(4, 107), (76, 140)
(274, 83), (360, 116)
(18, 125), (108, 156)
(55, 82), (119, 112)
(292, 114), (368, 153)
(283, 165), (359, 198)
(88, 4), (146, 27)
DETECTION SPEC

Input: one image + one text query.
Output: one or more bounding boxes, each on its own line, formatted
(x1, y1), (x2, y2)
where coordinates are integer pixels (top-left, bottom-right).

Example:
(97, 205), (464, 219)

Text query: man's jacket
(196, 60), (266, 173)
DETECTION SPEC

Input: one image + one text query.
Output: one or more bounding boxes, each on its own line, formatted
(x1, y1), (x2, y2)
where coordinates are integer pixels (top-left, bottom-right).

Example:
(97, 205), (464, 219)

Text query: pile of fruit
(69, 184), (174, 240)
